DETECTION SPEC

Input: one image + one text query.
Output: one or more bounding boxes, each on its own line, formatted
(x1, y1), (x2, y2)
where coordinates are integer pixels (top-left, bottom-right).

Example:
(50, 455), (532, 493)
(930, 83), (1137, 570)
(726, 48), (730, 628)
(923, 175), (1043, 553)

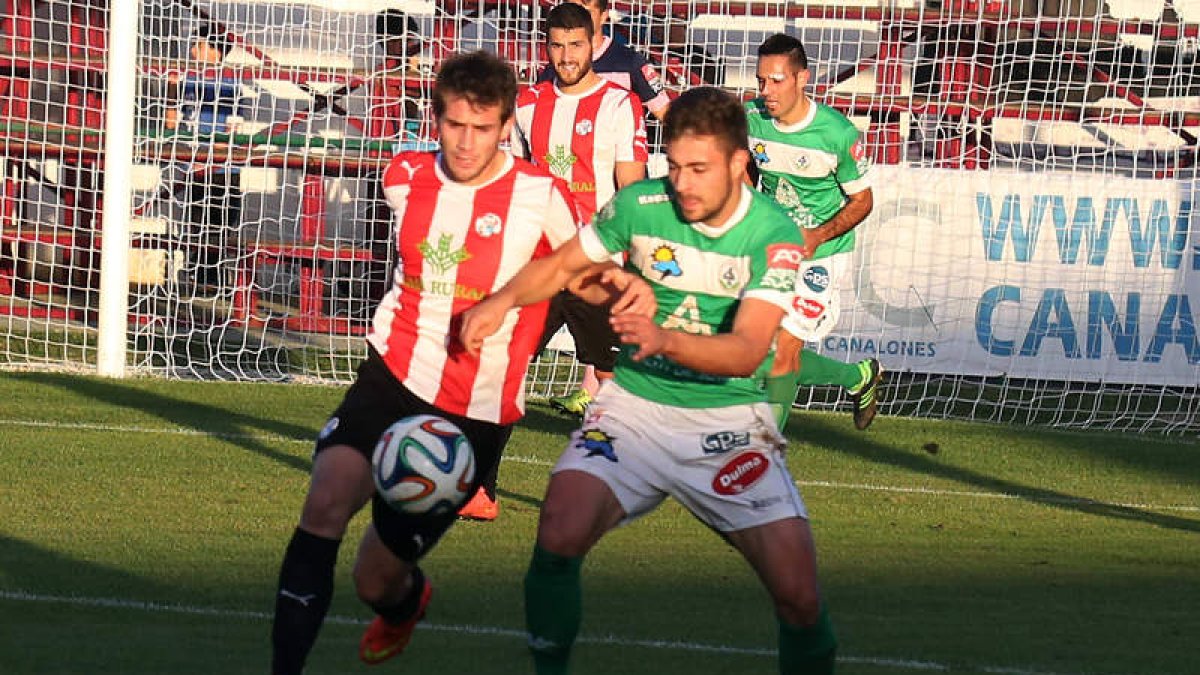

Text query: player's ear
(729, 145), (751, 178)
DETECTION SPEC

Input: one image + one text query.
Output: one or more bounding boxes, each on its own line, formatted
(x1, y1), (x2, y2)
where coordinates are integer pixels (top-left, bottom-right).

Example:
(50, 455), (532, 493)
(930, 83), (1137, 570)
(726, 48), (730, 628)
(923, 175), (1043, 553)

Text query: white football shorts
(780, 251), (852, 341)
(552, 381), (808, 533)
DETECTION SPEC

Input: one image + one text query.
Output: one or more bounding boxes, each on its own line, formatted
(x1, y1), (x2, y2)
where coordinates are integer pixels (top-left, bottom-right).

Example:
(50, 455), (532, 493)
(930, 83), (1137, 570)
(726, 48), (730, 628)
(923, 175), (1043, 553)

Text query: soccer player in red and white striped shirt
(456, 3), (648, 521)
(270, 51), (588, 674)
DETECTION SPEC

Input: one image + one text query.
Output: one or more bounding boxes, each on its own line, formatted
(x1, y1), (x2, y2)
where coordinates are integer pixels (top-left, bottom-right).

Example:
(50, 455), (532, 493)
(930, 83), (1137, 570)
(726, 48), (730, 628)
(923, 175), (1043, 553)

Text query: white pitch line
(0, 589), (1079, 675)
(3, 418), (1198, 514)
(799, 480), (1200, 513)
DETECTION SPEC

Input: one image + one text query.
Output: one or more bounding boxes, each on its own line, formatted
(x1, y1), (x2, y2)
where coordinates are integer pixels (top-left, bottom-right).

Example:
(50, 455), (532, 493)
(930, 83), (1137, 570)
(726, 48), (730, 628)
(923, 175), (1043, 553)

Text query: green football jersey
(578, 178), (805, 409)
(745, 98), (871, 259)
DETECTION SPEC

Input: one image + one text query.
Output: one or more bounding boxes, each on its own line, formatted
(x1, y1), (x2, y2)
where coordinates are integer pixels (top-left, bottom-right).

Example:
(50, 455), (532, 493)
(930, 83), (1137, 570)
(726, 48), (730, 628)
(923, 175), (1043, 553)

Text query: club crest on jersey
(718, 260), (742, 291)
(576, 429), (618, 462)
(649, 245), (682, 279)
(752, 141), (770, 165)
(474, 213), (503, 237)
(574, 119), (593, 136)
(418, 233), (471, 274)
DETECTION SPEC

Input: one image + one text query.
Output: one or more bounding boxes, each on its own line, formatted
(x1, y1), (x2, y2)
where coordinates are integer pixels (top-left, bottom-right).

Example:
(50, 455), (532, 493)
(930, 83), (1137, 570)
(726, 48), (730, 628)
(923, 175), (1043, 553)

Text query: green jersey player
(462, 87), (837, 675)
(749, 33), (883, 431)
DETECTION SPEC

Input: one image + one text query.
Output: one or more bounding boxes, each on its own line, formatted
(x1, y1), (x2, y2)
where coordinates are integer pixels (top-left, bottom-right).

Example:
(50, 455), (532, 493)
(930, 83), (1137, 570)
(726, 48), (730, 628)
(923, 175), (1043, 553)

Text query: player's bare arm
(614, 159), (646, 189)
(565, 264), (656, 316)
(802, 188), (872, 256)
(609, 297), (785, 377)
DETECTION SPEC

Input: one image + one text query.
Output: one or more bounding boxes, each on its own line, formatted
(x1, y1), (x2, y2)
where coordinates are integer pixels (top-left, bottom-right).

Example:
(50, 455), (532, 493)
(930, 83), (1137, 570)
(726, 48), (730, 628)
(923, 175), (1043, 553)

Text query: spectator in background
(457, 2), (648, 521)
(376, 9), (423, 141)
(165, 25), (247, 296)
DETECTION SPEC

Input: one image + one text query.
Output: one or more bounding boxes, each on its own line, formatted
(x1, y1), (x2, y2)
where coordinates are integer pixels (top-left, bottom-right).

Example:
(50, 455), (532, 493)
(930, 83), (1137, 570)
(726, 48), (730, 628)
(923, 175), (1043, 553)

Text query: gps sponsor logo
(712, 451), (769, 495)
(802, 265), (829, 293)
(767, 244), (804, 270)
(701, 430), (751, 455)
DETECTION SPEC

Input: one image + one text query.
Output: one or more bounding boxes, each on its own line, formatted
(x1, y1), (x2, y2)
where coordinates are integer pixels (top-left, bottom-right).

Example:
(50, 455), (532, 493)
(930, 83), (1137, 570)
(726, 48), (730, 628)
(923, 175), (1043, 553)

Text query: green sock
(766, 369), (803, 431)
(778, 606), (837, 674)
(525, 545), (583, 675)
(797, 350), (867, 391)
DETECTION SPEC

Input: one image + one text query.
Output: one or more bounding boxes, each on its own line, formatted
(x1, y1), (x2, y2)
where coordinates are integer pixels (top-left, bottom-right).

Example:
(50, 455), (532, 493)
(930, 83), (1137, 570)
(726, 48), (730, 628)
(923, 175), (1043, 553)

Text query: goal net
(0, 0), (1196, 434)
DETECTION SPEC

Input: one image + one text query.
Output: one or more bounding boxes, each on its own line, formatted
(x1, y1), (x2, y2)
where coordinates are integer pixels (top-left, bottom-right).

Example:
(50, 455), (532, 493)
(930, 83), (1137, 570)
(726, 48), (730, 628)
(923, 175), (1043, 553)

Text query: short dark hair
(431, 50), (518, 122)
(662, 86), (748, 155)
(546, 3), (594, 40)
(757, 33), (808, 71)
(193, 24), (234, 59)
(376, 9), (419, 41)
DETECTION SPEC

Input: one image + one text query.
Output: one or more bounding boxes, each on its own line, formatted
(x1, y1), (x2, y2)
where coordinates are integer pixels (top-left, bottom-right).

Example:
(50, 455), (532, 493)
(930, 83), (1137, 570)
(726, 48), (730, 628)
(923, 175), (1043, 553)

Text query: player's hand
(800, 228), (821, 259)
(609, 313), (667, 361)
(602, 268), (656, 317)
(459, 297), (510, 355)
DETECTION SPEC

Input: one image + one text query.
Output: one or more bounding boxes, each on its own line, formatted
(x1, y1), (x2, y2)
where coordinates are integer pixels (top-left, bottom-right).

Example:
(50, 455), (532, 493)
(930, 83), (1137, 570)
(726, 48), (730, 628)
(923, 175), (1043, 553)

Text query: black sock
(271, 528), (341, 675)
(372, 566), (428, 625)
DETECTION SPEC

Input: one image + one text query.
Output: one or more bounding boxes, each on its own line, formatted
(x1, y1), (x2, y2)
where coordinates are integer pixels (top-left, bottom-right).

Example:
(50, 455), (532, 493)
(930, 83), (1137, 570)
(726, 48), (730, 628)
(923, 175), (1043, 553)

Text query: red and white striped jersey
(369, 151), (582, 424)
(511, 78), (648, 219)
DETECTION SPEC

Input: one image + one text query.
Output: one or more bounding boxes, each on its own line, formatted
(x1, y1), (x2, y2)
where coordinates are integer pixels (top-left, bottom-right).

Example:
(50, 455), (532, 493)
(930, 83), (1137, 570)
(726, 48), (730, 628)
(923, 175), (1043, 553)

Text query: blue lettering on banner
(975, 286), (1199, 364)
(976, 194), (1191, 269)
(822, 337), (938, 357)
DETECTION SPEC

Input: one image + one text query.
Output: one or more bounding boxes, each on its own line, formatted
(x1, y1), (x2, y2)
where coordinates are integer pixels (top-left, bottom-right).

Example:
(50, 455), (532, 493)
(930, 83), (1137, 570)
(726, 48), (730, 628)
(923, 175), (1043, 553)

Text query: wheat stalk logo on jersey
(544, 144), (577, 178)
(418, 233), (471, 274)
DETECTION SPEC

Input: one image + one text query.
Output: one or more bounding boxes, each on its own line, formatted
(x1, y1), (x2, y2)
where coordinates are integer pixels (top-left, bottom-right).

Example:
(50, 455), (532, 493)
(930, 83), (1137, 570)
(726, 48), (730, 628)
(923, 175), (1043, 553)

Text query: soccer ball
(372, 414), (476, 515)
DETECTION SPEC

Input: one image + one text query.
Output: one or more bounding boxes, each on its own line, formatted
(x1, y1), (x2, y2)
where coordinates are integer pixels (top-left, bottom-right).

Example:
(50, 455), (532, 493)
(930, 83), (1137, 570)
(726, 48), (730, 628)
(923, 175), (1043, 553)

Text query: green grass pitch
(0, 371), (1196, 674)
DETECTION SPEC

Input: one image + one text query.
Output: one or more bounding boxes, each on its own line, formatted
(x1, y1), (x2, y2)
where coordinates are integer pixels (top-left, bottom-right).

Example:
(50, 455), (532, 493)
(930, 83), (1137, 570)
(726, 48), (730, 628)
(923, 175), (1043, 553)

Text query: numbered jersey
(746, 98), (871, 258)
(577, 179), (804, 408)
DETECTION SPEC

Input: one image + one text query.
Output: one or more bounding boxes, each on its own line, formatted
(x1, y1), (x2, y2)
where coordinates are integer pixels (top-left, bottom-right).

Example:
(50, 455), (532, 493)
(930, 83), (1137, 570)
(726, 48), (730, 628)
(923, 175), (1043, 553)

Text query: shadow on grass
(791, 413), (1200, 534)
(12, 372), (314, 474)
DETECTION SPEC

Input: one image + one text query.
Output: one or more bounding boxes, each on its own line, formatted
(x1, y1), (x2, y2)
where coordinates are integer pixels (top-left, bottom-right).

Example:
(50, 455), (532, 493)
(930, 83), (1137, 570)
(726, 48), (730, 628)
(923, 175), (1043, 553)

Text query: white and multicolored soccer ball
(372, 414), (475, 515)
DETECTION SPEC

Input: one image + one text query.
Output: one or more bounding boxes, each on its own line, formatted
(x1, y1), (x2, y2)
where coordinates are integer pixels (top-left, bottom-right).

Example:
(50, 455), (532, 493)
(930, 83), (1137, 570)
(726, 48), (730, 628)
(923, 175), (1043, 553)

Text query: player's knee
(536, 511), (592, 558)
(352, 559), (411, 607)
(772, 584), (823, 627)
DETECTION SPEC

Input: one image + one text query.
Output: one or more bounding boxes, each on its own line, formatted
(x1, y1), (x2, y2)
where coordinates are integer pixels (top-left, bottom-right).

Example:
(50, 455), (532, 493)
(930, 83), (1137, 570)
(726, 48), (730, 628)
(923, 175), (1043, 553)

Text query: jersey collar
(690, 185), (753, 237)
(553, 76), (606, 100)
(772, 95), (817, 133)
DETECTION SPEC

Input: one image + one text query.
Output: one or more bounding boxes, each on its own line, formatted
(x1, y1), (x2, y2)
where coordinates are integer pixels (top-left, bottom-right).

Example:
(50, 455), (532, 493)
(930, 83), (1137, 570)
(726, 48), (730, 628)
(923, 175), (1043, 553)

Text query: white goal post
(0, 0), (1196, 434)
